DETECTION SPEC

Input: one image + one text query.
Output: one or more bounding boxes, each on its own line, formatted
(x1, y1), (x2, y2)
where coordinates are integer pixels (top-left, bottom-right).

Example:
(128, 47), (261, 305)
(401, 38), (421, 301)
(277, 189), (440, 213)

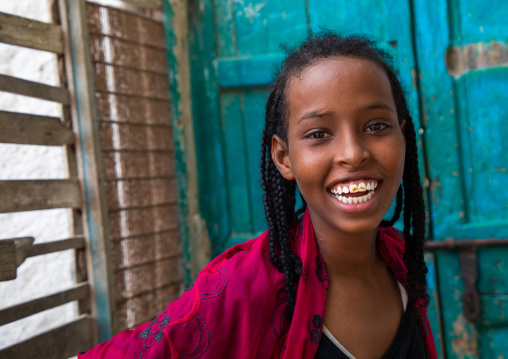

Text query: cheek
(390, 144), (406, 180)
(289, 149), (324, 186)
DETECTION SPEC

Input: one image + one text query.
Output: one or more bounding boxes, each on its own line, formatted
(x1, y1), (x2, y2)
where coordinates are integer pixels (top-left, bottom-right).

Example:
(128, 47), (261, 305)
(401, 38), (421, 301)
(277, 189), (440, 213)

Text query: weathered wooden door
(414, 0), (508, 357)
(172, 0), (508, 357)
(185, 0), (419, 250)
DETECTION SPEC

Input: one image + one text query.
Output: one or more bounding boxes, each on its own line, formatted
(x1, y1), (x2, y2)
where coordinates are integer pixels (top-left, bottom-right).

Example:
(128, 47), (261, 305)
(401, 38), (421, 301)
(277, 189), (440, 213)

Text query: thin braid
(261, 83), (302, 319)
(402, 117), (429, 310)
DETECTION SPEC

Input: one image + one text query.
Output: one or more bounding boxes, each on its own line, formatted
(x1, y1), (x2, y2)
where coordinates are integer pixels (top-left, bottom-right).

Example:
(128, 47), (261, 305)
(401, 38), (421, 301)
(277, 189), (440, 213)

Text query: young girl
(79, 33), (437, 359)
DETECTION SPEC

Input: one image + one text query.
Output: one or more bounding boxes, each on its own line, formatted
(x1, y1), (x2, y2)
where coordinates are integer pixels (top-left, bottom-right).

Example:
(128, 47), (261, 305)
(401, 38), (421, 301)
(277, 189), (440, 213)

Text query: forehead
(286, 57), (394, 116)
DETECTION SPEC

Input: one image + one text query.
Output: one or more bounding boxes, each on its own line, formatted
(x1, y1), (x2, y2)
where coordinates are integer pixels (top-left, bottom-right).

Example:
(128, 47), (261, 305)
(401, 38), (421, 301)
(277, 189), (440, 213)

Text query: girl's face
(272, 56), (406, 240)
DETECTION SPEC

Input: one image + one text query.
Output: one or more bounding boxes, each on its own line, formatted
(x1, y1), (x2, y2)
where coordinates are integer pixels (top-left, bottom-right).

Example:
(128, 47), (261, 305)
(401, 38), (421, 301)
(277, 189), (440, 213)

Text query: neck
(315, 226), (380, 280)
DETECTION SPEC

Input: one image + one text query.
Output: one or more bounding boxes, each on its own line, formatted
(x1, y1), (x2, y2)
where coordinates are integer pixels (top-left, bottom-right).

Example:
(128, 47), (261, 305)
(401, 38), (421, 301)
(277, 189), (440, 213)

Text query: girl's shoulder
(197, 230), (286, 295)
(78, 231), (287, 359)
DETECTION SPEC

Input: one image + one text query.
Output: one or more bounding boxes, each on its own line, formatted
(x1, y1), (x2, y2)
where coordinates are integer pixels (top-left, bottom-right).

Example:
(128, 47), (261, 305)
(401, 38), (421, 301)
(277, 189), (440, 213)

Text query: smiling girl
(79, 33), (436, 359)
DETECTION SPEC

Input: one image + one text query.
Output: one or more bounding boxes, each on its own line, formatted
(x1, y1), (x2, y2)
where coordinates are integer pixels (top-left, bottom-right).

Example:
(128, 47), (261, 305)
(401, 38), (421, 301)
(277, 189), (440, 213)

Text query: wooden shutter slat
(0, 74), (70, 105)
(117, 0), (162, 10)
(0, 12), (63, 54)
(0, 240), (17, 281)
(0, 283), (89, 326)
(0, 110), (75, 146)
(0, 316), (93, 359)
(0, 179), (82, 213)
(25, 236), (85, 257)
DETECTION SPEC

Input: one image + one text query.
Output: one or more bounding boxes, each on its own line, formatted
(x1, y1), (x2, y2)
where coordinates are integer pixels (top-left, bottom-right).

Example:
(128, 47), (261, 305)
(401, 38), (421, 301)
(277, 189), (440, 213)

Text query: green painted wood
(415, 0), (508, 356)
(188, 0), (230, 258)
(242, 90), (268, 234)
(186, 2), (508, 355)
(450, 0), (508, 44)
(221, 92), (252, 236)
(214, 0), (236, 58)
(479, 295), (508, 327)
(425, 253), (445, 358)
(456, 69), (508, 224)
(214, 54), (284, 88)
(233, 0), (308, 56)
(477, 325), (508, 358)
(162, 0), (192, 284)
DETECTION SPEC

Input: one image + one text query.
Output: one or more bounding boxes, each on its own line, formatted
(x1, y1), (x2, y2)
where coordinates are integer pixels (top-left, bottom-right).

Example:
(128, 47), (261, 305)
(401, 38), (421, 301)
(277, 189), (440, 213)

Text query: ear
(271, 135), (295, 181)
(400, 120), (406, 147)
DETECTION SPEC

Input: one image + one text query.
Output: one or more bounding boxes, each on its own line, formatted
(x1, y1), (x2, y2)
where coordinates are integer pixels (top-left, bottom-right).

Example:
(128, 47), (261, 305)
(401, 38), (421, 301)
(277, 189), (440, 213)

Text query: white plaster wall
(0, 0), (77, 350)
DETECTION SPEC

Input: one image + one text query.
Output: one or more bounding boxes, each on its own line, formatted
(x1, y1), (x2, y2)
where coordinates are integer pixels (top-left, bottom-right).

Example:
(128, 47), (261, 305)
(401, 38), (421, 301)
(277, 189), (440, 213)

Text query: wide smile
(329, 179), (379, 205)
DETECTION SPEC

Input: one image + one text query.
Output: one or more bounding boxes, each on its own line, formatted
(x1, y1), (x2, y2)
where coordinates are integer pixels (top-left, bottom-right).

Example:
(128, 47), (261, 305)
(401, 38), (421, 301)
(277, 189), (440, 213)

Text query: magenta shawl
(79, 209), (437, 358)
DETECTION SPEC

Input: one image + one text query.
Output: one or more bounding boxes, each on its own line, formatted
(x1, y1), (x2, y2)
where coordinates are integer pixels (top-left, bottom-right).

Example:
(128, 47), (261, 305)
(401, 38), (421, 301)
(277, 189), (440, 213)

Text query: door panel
(414, 0), (508, 357)
(187, 0), (445, 354)
(202, 0), (423, 250)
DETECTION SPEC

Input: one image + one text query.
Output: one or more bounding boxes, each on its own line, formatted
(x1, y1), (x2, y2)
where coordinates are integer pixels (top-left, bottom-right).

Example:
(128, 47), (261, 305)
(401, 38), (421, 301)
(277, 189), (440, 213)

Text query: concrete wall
(0, 0), (76, 349)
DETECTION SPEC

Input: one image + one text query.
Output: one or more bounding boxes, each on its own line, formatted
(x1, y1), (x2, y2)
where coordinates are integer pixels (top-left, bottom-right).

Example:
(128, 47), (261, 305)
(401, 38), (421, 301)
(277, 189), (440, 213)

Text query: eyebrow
(297, 102), (395, 124)
(297, 110), (329, 124)
(360, 102), (395, 113)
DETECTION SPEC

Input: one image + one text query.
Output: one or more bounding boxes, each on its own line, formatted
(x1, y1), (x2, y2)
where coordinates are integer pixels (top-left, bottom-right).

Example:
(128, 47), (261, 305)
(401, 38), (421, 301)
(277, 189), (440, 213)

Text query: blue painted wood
(234, 0), (308, 55)
(65, 0), (116, 341)
(214, 55), (284, 88)
(221, 92), (252, 236)
(415, 0), (508, 356)
(425, 253), (445, 358)
(185, 2), (508, 356)
(242, 89), (268, 234)
(188, 0), (230, 258)
(163, 0), (192, 285)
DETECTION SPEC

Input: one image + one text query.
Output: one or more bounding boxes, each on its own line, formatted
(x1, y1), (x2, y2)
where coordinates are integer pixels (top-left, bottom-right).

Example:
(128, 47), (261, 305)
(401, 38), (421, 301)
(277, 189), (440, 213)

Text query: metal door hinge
(459, 248), (481, 322)
(425, 237), (508, 322)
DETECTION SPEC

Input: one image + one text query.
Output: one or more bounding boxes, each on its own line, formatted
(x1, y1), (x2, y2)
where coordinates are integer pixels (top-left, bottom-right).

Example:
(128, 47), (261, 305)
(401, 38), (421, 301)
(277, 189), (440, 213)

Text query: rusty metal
(445, 41), (508, 78)
(459, 249), (481, 322)
(424, 238), (508, 323)
(425, 238), (508, 251)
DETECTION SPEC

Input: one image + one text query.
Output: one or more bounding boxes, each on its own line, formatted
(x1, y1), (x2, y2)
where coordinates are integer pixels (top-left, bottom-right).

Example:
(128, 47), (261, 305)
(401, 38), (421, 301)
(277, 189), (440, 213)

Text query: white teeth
(332, 180), (378, 203)
(334, 191), (375, 205)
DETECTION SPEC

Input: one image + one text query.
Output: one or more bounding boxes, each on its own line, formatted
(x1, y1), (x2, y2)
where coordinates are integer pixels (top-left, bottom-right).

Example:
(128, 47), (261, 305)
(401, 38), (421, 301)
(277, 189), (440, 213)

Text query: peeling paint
(242, 2), (265, 23)
(451, 313), (478, 357)
(445, 41), (508, 78)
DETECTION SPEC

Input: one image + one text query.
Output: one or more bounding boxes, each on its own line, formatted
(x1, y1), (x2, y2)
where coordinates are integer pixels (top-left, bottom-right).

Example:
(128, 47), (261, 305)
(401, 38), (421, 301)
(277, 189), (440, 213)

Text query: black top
(315, 307), (429, 359)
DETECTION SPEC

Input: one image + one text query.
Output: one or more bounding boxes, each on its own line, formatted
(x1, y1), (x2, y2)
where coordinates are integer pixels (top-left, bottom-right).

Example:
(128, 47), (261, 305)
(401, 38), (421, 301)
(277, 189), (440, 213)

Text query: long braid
(261, 86), (302, 319)
(402, 117), (429, 310)
(260, 32), (429, 322)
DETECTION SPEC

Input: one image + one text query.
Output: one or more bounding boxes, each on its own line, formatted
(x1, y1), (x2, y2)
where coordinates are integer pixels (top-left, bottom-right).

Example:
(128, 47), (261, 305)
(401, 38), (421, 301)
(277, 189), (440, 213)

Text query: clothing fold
(79, 209), (437, 359)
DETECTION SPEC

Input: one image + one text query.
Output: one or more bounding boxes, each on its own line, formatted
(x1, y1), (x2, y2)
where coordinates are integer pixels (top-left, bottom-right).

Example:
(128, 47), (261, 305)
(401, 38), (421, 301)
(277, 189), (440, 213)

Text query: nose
(333, 133), (369, 167)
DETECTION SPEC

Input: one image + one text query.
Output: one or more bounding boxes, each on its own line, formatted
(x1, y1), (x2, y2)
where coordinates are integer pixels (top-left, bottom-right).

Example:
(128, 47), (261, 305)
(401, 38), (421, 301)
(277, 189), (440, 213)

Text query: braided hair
(260, 32), (429, 321)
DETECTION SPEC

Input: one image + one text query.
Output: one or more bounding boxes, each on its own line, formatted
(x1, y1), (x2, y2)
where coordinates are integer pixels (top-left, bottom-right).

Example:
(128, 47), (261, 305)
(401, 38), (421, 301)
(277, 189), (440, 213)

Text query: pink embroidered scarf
(79, 209), (437, 358)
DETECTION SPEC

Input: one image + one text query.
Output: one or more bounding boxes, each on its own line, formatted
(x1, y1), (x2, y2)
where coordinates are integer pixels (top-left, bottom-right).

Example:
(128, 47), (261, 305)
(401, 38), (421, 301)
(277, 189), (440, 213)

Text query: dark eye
(366, 123), (388, 133)
(307, 131), (329, 139)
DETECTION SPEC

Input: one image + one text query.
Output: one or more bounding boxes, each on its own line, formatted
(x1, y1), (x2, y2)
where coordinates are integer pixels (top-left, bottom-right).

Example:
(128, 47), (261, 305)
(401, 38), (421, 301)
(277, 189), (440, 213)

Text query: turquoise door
(187, 0), (419, 251)
(414, 0), (508, 357)
(172, 0), (508, 357)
